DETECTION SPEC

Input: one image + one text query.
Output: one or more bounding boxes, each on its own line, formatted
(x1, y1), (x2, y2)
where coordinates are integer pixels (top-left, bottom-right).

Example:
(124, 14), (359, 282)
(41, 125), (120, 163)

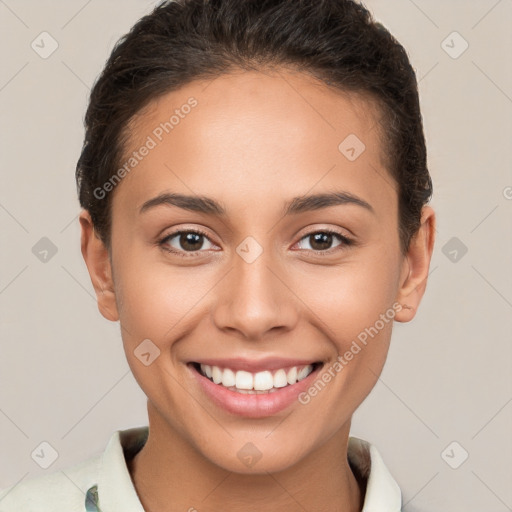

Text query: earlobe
(394, 206), (436, 323)
(79, 210), (119, 322)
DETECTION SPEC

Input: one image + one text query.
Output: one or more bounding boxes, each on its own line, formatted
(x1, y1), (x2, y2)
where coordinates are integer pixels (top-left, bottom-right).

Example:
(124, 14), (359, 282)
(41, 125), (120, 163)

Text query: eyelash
(157, 228), (354, 258)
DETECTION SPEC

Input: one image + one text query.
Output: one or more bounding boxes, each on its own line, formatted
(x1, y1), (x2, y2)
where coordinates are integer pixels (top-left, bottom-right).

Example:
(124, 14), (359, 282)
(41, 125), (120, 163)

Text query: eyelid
(295, 223), (354, 241)
(292, 228), (354, 252)
(158, 227), (218, 257)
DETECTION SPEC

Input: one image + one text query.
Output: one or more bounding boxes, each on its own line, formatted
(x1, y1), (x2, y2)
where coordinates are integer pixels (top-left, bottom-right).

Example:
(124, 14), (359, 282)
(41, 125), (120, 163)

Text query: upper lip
(190, 357), (322, 373)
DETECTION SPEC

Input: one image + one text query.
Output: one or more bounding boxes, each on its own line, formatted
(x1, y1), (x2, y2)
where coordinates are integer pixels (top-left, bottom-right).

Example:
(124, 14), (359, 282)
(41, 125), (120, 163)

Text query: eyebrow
(139, 191), (375, 216)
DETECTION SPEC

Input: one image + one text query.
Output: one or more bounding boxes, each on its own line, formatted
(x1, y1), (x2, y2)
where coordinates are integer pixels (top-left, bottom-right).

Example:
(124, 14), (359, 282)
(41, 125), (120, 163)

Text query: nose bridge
(212, 239), (297, 339)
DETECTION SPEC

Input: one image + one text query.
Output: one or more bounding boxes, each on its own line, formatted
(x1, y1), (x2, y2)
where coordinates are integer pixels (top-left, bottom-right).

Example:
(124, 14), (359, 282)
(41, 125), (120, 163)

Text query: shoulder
(0, 451), (101, 511)
(0, 427), (148, 512)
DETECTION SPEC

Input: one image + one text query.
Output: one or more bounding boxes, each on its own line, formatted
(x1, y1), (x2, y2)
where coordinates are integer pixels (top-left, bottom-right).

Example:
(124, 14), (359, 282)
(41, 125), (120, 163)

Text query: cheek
(301, 251), (400, 340)
(296, 259), (399, 428)
(116, 271), (190, 341)
(294, 250), (400, 411)
(113, 248), (216, 350)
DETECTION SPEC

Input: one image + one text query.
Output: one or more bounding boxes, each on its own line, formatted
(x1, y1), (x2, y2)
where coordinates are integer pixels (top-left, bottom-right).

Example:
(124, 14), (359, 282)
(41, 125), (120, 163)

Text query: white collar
(88, 427), (148, 511)
(87, 427), (402, 511)
(348, 436), (402, 511)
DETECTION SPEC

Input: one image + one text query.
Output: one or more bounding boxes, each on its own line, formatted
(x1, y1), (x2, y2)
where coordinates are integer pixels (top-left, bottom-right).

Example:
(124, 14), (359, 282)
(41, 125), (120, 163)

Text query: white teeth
(211, 365), (223, 384)
(273, 369), (288, 388)
(198, 363), (318, 392)
(235, 370), (253, 390)
(286, 366), (297, 385)
(222, 368), (236, 388)
(254, 370), (274, 391)
(297, 365), (313, 381)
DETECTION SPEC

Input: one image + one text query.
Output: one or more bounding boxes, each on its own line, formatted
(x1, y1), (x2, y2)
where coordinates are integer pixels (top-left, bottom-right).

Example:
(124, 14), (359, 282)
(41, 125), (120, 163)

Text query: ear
(79, 209), (119, 322)
(394, 205), (436, 323)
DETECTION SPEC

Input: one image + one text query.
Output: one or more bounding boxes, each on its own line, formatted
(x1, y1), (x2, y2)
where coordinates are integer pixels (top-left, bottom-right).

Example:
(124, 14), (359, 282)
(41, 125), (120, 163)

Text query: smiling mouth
(190, 361), (323, 394)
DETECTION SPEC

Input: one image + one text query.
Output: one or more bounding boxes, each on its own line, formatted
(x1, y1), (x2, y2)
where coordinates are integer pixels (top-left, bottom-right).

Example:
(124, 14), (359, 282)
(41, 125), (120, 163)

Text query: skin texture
(79, 68), (436, 512)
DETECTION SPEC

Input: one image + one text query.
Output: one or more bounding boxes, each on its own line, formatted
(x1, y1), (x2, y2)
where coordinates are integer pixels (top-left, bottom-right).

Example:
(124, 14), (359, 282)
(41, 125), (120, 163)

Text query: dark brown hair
(76, 0), (432, 254)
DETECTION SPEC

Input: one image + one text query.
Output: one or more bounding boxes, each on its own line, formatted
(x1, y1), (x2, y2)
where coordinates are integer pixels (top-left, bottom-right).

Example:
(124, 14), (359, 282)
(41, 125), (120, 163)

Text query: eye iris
(180, 232), (203, 251)
(310, 232), (332, 251)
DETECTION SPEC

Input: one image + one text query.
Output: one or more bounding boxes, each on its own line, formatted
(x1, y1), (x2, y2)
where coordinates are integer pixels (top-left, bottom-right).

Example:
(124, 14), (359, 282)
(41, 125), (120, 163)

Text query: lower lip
(189, 363), (322, 418)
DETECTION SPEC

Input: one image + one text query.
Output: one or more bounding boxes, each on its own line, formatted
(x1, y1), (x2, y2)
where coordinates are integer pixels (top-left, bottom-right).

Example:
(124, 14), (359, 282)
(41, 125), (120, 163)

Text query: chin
(200, 439), (307, 475)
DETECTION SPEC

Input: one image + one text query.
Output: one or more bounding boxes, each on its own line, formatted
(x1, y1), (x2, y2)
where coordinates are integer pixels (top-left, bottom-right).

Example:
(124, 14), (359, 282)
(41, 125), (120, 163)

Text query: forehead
(113, 68), (395, 218)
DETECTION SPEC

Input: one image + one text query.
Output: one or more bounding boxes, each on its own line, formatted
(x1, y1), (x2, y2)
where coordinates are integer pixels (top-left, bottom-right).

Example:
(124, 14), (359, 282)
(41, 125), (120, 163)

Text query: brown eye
(159, 229), (216, 257)
(296, 230), (353, 253)
(176, 232), (206, 251)
(309, 232), (334, 251)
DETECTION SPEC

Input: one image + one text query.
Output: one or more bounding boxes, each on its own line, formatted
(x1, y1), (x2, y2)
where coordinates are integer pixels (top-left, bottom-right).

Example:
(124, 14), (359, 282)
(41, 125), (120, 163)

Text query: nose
(212, 246), (299, 341)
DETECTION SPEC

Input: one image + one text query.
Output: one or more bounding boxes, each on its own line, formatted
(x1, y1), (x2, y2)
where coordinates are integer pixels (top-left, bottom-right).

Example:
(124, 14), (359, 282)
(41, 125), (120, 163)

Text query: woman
(0, 0), (435, 510)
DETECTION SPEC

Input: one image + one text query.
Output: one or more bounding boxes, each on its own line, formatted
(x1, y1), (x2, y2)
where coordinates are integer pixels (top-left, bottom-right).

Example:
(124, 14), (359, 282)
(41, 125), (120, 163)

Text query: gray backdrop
(0, 1), (511, 511)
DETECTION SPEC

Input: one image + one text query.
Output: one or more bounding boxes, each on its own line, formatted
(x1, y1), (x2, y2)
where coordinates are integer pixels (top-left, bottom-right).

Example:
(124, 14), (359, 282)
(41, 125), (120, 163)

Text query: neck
(128, 409), (364, 512)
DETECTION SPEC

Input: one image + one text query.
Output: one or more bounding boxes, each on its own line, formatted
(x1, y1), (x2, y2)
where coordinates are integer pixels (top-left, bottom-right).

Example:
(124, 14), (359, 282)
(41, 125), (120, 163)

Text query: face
(81, 68), (434, 474)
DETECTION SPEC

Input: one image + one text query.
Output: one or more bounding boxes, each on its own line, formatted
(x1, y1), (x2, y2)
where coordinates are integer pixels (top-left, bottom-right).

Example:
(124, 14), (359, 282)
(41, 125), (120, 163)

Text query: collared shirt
(0, 426), (402, 511)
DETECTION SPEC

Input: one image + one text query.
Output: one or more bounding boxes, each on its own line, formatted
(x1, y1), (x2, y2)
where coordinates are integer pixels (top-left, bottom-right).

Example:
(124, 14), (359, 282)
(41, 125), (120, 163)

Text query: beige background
(0, 1), (511, 511)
